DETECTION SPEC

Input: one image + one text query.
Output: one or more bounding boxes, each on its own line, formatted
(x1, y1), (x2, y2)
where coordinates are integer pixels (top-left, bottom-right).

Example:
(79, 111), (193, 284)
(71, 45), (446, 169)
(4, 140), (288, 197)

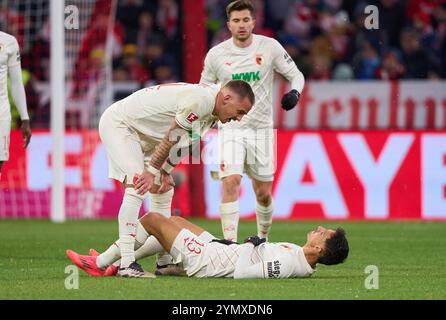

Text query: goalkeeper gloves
(244, 235), (266, 247)
(281, 89), (301, 111)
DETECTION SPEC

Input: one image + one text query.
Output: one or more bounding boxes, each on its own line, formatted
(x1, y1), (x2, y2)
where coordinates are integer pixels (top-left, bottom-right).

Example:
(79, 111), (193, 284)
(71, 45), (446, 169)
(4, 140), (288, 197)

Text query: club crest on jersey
(255, 54), (263, 65)
(186, 112), (199, 123)
(0, 43), (3, 52)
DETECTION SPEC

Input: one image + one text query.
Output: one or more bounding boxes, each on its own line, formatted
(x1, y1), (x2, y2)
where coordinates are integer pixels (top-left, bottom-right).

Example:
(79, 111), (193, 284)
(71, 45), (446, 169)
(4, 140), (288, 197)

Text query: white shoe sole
(118, 271), (156, 278)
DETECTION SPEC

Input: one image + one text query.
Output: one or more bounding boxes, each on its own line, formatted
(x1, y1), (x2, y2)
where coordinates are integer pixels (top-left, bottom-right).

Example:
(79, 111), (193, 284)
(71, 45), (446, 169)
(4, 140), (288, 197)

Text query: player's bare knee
(222, 175), (242, 197)
(255, 189), (272, 206)
(140, 212), (166, 233)
(139, 214), (151, 231)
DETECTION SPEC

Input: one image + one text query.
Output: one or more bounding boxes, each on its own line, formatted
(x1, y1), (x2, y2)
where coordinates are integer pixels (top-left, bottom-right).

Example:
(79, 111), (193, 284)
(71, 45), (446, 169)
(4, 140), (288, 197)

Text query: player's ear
(222, 93), (232, 103)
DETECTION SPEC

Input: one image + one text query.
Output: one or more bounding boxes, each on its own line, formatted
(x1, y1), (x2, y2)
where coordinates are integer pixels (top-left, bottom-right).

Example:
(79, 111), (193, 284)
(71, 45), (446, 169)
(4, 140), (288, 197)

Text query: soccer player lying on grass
(67, 213), (349, 279)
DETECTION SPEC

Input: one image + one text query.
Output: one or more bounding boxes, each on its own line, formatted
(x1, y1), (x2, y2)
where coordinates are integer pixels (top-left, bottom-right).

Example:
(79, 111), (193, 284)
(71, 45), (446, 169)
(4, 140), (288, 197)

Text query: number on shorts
(186, 238), (204, 254)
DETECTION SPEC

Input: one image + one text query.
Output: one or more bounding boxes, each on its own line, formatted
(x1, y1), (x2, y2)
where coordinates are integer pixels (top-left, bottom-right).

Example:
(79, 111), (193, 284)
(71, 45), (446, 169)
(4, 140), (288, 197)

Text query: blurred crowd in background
(208, 0), (446, 81)
(112, 0), (446, 84)
(2, 0), (446, 128)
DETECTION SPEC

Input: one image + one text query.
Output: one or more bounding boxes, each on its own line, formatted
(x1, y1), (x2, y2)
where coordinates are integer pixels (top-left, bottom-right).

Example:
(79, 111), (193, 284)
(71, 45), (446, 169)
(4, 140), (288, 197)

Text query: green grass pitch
(1, 218), (445, 300)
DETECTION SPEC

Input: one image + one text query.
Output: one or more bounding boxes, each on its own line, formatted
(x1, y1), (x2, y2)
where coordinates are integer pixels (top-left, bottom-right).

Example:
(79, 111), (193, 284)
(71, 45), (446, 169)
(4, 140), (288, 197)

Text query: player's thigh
(170, 216), (205, 236)
(99, 115), (144, 182)
(140, 138), (160, 171)
(218, 127), (246, 178)
(245, 129), (275, 182)
(140, 212), (182, 252)
(0, 119), (11, 162)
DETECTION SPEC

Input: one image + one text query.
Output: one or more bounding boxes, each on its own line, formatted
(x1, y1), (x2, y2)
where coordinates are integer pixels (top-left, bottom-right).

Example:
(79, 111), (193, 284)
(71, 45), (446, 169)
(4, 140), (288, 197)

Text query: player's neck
(302, 246), (318, 269)
(232, 35), (254, 49)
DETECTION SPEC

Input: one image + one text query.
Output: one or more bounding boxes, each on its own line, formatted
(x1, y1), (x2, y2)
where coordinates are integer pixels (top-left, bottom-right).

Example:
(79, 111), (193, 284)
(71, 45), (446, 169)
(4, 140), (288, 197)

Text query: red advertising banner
(0, 130), (193, 219)
(272, 81), (446, 130)
(1, 130), (446, 220)
(203, 130), (446, 220)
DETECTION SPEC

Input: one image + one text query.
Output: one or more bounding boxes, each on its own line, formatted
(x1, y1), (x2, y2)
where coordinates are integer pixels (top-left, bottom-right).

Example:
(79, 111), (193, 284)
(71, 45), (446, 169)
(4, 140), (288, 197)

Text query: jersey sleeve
(199, 50), (218, 85)
(271, 39), (305, 93)
(271, 39), (299, 80)
(175, 92), (209, 131)
(7, 37), (21, 68)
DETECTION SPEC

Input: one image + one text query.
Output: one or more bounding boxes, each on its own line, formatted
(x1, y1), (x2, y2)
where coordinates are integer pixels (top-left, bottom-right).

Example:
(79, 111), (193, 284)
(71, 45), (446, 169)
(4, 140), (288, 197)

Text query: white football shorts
(98, 102), (160, 183)
(170, 228), (242, 278)
(218, 127), (276, 182)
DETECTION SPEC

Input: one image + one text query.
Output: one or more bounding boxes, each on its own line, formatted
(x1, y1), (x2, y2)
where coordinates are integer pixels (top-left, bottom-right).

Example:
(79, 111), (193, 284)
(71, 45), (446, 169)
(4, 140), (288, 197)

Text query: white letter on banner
(27, 134), (52, 190)
(27, 134), (82, 189)
(91, 143), (114, 190)
(422, 134), (446, 218)
(64, 135), (82, 187)
(339, 134), (413, 218)
(274, 134), (348, 218)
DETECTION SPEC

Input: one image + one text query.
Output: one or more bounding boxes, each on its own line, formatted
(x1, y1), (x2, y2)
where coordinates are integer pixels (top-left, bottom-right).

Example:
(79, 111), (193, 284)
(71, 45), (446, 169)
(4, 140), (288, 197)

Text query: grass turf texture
(0, 219), (445, 300)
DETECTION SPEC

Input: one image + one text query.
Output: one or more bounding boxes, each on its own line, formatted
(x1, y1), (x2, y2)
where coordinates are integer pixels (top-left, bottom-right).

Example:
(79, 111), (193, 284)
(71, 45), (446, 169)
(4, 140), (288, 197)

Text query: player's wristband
(148, 165), (161, 185)
(161, 161), (175, 175)
(148, 165), (160, 175)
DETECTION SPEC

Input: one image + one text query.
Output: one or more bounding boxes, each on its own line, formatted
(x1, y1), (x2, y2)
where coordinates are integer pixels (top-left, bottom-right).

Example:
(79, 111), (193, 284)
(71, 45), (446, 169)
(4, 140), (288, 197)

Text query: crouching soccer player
(67, 213), (349, 279)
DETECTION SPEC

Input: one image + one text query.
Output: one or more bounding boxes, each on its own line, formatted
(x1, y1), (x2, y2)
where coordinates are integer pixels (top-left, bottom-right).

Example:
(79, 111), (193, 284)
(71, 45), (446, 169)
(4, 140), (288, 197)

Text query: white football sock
(96, 241), (120, 269)
(220, 201), (239, 242)
(150, 189), (174, 266)
(256, 200), (273, 240)
(97, 220), (150, 268)
(135, 235), (164, 260)
(118, 188), (145, 268)
(100, 189), (174, 268)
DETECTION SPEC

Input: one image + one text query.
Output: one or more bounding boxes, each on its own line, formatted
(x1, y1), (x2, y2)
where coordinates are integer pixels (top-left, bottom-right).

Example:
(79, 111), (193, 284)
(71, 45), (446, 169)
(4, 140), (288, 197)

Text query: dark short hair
(224, 80), (255, 106)
(318, 227), (349, 265)
(226, 0), (255, 20)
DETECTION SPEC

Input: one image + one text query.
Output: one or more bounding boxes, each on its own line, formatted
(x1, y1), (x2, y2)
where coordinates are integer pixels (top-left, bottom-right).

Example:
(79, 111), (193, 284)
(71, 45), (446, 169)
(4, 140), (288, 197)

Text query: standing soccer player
(0, 31), (32, 179)
(200, 0), (305, 241)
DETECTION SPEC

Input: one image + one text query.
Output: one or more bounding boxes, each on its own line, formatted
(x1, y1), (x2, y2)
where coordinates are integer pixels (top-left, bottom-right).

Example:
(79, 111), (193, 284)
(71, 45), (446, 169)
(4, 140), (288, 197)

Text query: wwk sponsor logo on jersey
(232, 71), (261, 82)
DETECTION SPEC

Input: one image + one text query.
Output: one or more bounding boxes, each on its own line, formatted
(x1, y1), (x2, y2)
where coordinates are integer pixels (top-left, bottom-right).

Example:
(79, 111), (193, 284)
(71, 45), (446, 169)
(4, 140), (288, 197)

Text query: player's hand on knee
(157, 172), (175, 194)
(244, 235), (266, 247)
(281, 89), (300, 111)
(134, 172), (157, 195)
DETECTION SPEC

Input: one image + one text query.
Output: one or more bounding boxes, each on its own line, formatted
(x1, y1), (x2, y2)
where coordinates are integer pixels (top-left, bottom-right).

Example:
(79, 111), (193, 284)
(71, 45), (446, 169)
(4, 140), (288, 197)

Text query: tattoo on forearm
(150, 136), (176, 169)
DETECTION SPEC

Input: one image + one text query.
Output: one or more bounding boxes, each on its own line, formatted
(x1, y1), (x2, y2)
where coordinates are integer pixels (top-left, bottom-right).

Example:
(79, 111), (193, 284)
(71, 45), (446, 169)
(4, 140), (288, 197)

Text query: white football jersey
(200, 34), (300, 129)
(202, 242), (242, 278)
(234, 242), (315, 279)
(111, 82), (219, 140)
(0, 32), (21, 120)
